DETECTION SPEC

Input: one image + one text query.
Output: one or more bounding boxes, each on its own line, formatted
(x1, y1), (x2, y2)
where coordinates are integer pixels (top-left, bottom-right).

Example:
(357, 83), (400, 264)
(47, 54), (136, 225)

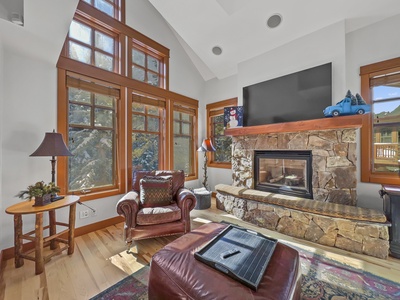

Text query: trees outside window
(361, 57), (400, 184)
(206, 98), (237, 169)
(57, 0), (198, 198)
(173, 107), (196, 177)
(131, 93), (165, 171)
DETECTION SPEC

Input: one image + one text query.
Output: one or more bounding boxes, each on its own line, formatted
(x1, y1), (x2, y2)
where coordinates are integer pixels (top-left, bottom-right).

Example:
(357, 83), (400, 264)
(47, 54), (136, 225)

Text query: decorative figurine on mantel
(323, 90), (371, 117)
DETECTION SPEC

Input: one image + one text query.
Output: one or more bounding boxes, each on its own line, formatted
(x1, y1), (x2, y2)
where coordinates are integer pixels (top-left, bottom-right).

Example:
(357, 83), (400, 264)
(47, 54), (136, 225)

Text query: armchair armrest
(116, 191), (140, 228)
(176, 188), (197, 212)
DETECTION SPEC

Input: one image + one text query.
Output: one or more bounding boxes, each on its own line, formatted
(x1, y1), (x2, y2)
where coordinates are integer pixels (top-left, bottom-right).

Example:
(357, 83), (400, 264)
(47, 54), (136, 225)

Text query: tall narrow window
(67, 18), (118, 72)
(361, 57), (400, 185)
(173, 105), (196, 177)
(65, 74), (120, 194)
(206, 98), (237, 168)
(131, 93), (165, 171)
(370, 73), (400, 173)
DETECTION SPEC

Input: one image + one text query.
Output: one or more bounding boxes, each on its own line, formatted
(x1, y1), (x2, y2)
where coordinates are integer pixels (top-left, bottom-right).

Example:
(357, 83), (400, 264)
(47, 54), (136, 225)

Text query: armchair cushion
(137, 204), (182, 225)
(140, 175), (173, 208)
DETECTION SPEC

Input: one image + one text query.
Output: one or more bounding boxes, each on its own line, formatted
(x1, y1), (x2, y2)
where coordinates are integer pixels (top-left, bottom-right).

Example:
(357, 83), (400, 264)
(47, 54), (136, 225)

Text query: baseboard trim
(1, 216), (124, 261)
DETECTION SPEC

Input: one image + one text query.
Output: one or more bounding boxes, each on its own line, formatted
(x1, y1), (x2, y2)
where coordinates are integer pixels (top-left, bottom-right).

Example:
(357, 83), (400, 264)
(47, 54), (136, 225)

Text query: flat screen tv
(243, 63), (332, 126)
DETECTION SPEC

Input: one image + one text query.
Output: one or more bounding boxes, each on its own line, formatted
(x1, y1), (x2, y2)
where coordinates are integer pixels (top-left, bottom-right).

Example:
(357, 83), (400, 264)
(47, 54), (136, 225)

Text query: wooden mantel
(225, 114), (368, 136)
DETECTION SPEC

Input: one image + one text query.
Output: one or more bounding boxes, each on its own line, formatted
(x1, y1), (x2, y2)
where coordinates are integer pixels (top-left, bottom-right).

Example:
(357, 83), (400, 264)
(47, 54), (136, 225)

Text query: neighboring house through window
(361, 57), (400, 185)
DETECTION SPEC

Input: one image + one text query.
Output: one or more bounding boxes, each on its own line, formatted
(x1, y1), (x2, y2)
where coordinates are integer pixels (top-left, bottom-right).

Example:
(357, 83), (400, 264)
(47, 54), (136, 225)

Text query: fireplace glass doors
(254, 150), (313, 199)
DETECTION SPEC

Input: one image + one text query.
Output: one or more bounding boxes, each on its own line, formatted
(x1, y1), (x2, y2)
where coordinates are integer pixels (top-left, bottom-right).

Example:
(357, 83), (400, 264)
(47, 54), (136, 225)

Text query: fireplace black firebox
(254, 150), (313, 199)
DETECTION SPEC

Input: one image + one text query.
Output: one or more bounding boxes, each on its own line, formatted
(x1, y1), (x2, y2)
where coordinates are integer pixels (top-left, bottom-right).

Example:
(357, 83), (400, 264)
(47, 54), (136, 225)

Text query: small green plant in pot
(17, 181), (60, 206)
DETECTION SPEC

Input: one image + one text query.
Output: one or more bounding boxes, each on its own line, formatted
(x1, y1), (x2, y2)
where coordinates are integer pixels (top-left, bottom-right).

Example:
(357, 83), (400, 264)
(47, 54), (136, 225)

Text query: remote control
(220, 248), (241, 259)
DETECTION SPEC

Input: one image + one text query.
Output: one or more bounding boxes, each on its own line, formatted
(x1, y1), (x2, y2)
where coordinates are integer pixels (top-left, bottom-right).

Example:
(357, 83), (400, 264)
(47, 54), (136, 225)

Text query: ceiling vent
(266, 14), (282, 29)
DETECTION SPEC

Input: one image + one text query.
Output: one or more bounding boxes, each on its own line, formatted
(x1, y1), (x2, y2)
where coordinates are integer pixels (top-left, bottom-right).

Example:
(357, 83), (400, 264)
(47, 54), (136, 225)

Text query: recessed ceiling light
(266, 14), (282, 29)
(212, 46), (223, 55)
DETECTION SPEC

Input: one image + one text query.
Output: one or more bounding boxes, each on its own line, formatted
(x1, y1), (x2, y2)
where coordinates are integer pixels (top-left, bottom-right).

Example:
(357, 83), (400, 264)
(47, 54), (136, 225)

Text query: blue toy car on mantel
(323, 97), (371, 117)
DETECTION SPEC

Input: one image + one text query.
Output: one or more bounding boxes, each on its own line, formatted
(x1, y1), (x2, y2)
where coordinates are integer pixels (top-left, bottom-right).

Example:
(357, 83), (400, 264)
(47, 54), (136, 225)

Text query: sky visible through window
(372, 85), (400, 114)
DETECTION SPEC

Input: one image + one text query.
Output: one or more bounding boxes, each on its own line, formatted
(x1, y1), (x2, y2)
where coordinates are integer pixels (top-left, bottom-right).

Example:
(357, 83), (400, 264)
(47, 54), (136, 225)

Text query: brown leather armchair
(116, 170), (196, 249)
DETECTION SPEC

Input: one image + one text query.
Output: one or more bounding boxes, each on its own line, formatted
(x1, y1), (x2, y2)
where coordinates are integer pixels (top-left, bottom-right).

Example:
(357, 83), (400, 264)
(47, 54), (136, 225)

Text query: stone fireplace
(216, 116), (390, 259)
(254, 150), (313, 199)
(231, 128), (358, 206)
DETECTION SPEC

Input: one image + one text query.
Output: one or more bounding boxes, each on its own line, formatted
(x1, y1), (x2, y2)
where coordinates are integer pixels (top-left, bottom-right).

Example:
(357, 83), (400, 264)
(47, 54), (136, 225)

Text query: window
(206, 98), (237, 168)
(57, 72), (125, 199)
(130, 93), (165, 171)
(130, 42), (166, 88)
(173, 104), (197, 178)
(82, 0), (124, 21)
(57, 0), (198, 198)
(360, 57), (400, 184)
(67, 17), (118, 72)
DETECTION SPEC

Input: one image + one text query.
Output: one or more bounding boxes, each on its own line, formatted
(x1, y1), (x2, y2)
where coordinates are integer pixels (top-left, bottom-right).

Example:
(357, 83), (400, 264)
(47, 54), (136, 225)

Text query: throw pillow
(140, 175), (173, 208)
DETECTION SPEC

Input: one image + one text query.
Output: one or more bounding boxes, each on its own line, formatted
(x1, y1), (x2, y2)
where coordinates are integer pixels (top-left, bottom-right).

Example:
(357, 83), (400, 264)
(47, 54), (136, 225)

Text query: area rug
(91, 247), (400, 300)
(297, 247), (400, 299)
(90, 266), (149, 300)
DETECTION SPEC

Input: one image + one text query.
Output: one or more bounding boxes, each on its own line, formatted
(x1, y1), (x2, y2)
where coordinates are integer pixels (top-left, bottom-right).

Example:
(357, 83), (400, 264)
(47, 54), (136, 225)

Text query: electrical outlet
(80, 210), (89, 219)
(91, 210), (97, 217)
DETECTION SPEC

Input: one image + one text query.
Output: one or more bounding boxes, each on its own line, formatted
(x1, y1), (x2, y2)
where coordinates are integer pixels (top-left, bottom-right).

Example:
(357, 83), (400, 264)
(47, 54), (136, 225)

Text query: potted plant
(17, 181), (60, 206)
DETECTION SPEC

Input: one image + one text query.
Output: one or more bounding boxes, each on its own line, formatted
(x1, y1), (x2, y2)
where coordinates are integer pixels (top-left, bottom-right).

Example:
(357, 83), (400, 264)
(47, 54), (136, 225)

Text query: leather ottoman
(148, 222), (301, 300)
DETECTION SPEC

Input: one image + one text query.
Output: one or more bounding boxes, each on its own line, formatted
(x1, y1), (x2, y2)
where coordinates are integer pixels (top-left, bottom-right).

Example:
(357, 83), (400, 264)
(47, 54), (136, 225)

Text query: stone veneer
(216, 191), (389, 259)
(232, 129), (358, 205)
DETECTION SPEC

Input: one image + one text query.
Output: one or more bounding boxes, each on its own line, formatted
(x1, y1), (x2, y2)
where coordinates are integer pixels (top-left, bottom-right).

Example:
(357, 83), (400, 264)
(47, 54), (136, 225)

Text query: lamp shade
(30, 131), (73, 157)
(200, 138), (216, 152)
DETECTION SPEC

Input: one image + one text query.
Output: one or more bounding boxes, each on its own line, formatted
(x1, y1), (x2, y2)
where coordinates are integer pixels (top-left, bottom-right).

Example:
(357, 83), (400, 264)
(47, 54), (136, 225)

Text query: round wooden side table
(5, 195), (80, 275)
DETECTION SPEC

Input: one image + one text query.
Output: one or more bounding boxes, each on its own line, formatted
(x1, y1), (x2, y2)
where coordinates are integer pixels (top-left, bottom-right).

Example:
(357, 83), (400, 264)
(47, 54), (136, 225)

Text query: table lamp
(197, 138), (216, 190)
(30, 130), (73, 185)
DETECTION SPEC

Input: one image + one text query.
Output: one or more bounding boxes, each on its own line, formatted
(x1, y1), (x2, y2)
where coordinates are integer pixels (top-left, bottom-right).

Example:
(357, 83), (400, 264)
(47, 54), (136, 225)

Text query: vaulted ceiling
(148, 0), (400, 81)
(1, 0), (400, 82)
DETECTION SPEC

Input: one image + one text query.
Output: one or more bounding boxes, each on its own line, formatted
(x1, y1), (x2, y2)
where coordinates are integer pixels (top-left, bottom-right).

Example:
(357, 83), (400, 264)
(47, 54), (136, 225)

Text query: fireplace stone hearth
(231, 129), (358, 205)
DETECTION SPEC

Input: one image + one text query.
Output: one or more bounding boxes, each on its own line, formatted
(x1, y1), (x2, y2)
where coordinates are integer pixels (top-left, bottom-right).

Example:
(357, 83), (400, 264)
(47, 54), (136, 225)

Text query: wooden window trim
(77, 1), (170, 65)
(171, 100), (198, 181)
(57, 69), (126, 201)
(58, 1), (197, 196)
(66, 15), (120, 73)
(206, 98), (237, 169)
(127, 90), (167, 189)
(80, 0), (125, 23)
(360, 57), (400, 185)
(129, 40), (167, 89)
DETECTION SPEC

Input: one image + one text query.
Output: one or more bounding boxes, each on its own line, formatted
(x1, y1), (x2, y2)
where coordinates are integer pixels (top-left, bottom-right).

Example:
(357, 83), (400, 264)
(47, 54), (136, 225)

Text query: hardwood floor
(1, 199), (400, 299)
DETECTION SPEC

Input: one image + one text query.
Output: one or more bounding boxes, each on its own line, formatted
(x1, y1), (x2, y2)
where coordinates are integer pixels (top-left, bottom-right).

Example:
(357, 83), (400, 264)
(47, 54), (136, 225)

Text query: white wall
(0, 1), (204, 249)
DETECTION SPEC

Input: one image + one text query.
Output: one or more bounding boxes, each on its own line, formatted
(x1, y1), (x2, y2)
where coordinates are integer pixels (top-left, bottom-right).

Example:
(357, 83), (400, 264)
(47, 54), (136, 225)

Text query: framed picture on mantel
(224, 106), (244, 130)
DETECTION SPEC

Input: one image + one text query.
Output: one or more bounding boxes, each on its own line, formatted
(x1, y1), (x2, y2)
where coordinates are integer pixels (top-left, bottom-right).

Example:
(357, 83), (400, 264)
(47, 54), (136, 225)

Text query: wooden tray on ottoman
(194, 224), (277, 291)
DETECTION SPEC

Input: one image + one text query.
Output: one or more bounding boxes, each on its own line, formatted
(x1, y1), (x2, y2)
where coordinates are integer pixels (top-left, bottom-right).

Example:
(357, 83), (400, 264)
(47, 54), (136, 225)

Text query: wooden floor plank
(1, 198), (399, 300)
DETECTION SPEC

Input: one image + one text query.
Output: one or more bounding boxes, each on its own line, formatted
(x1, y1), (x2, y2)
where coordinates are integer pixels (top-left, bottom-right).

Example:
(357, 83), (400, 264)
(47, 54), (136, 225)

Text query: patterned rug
(90, 266), (149, 300)
(91, 247), (400, 300)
